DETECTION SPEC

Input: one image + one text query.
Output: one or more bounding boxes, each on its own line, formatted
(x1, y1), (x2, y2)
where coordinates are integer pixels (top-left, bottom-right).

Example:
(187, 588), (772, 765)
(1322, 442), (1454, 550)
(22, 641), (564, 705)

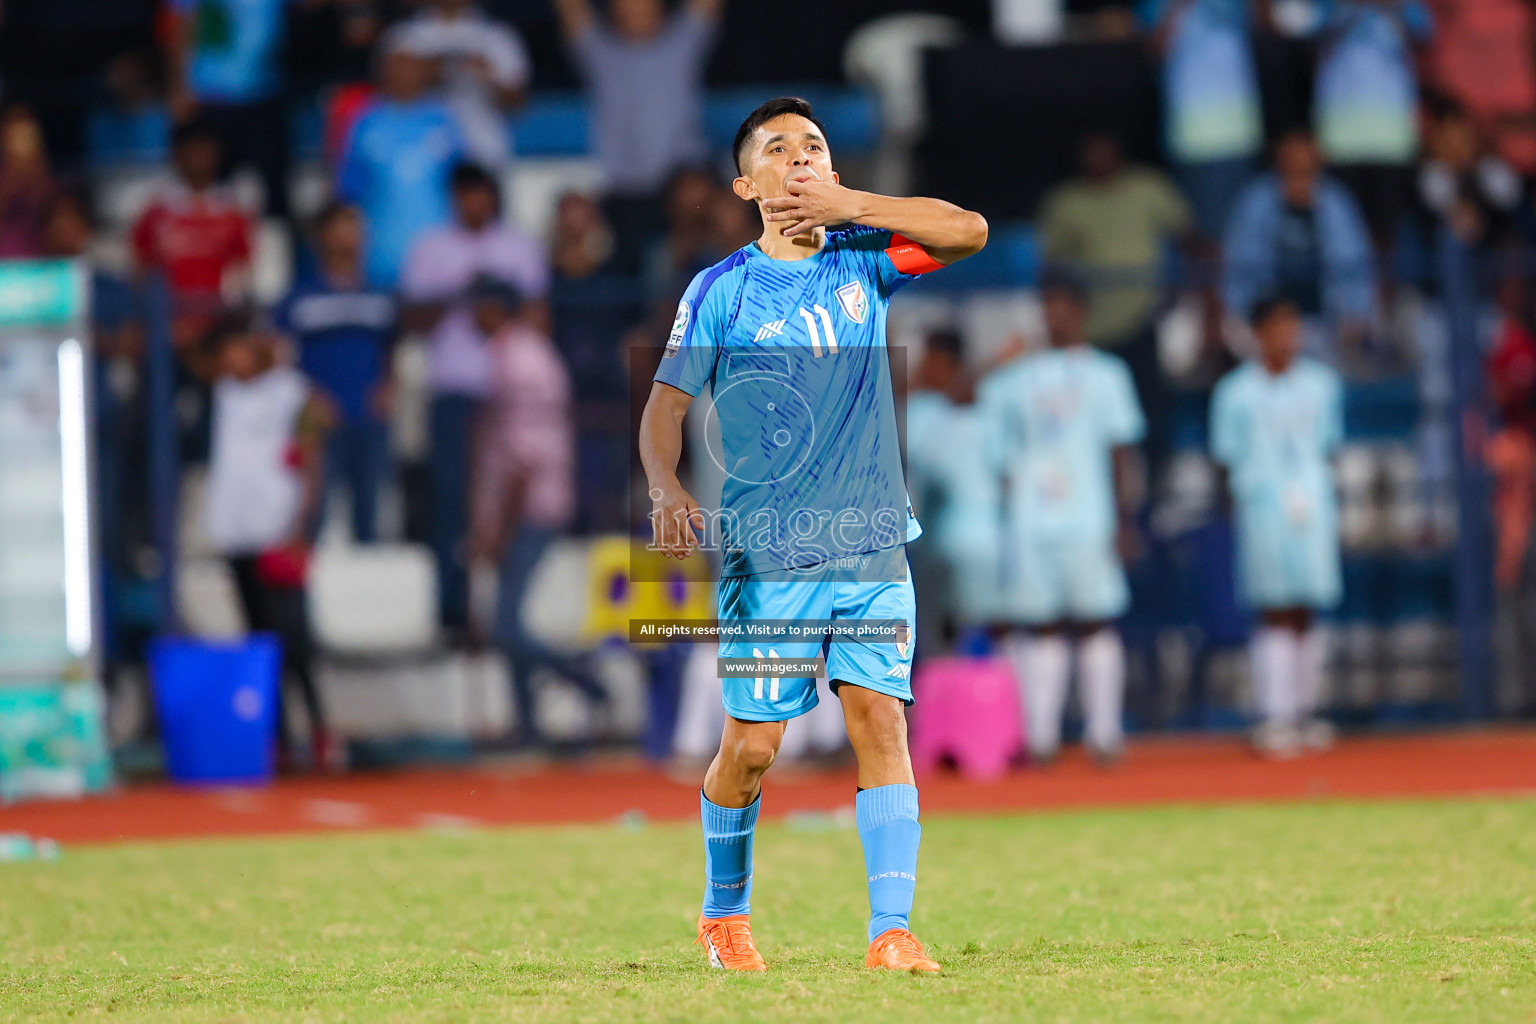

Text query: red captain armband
(885, 234), (945, 276)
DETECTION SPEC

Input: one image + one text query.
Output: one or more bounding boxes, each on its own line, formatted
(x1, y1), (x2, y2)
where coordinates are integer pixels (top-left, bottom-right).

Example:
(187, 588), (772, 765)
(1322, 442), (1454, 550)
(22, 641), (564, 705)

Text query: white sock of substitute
(1018, 633), (1071, 756)
(1297, 626), (1328, 718)
(1250, 627), (1300, 727)
(673, 643), (725, 760)
(1078, 628), (1125, 752)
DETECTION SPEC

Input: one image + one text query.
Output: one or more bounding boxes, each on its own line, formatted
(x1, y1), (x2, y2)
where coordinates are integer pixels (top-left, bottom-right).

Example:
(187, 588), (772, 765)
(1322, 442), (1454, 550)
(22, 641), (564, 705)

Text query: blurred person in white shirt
(203, 314), (338, 769)
(393, 0), (532, 169)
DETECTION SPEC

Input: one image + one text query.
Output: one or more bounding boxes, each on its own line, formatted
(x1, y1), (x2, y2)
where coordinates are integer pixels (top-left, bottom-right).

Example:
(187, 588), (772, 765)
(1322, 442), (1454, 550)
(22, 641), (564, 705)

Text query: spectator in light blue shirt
(167, 0), (296, 217)
(1143, 0), (1265, 239)
(335, 39), (466, 288)
(1313, 0), (1433, 251)
(1223, 130), (1377, 363)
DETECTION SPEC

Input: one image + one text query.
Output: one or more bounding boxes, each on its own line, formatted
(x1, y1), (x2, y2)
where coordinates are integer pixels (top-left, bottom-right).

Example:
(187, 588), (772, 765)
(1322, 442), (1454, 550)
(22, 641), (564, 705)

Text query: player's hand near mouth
(760, 174), (986, 266)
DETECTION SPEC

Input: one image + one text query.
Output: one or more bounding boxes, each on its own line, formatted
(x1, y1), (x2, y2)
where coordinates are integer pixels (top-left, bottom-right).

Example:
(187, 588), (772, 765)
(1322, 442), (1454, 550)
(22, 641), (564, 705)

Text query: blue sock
(856, 784), (921, 942)
(701, 791), (759, 918)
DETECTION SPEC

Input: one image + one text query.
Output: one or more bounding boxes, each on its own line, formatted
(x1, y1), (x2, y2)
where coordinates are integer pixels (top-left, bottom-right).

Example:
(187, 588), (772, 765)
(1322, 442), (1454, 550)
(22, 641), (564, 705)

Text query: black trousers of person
(494, 526), (609, 744)
(228, 555), (324, 752)
(201, 99), (291, 219)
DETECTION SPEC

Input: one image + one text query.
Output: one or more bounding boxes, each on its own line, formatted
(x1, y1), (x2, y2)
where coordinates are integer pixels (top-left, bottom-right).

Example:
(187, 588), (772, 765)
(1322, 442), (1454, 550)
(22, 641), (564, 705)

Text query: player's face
(733, 114), (838, 206)
(453, 183), (498, 230)
(174, 138), (221, 188)
(1256, 306), (1302, 370)
(220, 336), (261, 380)
(611, 0), (664, 39)
(472, 299), (511, 337)
(45, 200), (92, 257)
(1275, 134), (1321, 201)
(320, 209), (363, 262)
(1042, 288), (1087, 346)
(918, 348), (960, 393)
(380, 49), (433, 99)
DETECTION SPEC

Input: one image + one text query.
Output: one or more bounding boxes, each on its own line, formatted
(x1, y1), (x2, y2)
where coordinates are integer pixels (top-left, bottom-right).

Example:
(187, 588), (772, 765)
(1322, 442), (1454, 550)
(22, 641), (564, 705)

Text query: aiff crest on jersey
(835, 280), (867, 324)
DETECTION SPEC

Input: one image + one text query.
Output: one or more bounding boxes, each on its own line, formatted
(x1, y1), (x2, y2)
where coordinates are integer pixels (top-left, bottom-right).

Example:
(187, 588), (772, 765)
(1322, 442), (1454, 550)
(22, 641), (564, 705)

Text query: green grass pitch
(4, 797), (1535, 1022)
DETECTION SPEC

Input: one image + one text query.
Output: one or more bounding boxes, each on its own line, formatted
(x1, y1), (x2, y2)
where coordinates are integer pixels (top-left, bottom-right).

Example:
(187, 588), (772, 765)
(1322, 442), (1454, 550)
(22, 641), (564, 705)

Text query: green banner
(0, 260), (84, 328)
(0, 681), (112, 803)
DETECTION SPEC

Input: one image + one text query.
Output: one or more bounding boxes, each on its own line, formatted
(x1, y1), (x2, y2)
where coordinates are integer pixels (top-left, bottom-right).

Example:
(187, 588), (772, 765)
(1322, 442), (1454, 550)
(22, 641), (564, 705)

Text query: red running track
(2, 730), (1534, 846)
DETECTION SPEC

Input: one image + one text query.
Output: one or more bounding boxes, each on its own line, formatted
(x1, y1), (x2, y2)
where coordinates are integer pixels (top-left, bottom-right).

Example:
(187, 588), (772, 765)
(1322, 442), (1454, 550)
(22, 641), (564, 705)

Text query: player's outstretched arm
(763, 182), (988, 266)
(639, 381), (705, 559)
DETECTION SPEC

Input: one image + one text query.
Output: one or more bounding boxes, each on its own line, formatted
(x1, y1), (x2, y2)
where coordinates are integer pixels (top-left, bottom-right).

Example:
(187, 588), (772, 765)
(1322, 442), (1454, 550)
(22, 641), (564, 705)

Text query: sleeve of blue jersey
(1106, 357), (1148, 445)
(974, 372), (1011, 472)
(835, 225), (920, 298)
(653, 267), (720, 397)
(1208, 372), (1241, 468)
(1322, 366), (1346, 453)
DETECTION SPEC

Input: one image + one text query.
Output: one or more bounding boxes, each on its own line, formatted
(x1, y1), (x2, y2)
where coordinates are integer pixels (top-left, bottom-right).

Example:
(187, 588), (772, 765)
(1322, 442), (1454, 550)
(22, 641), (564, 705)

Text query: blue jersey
(335, 100), (464, 287)
(906, 391), (1001, 564)
(1210, 357), (1343, 530)
(654, 226), (926, 579)
(274, 273), (397, 423)
(978, 346), (1145, 544)
(170, 0), (293, 104)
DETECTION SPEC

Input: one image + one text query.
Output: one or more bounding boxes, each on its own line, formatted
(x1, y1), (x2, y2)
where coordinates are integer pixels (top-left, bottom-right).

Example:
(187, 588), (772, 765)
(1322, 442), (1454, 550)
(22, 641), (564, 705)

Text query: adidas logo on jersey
(754, 320), (786, 342)
(886, 663), (910, 680)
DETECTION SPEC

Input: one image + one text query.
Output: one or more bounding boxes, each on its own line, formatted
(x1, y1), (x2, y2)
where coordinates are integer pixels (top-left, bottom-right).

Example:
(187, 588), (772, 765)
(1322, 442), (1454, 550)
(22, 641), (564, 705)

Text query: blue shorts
(1006, 535), (1129, 626)
(717, 555), (916, 723)
(1235, 507), (1343, 611)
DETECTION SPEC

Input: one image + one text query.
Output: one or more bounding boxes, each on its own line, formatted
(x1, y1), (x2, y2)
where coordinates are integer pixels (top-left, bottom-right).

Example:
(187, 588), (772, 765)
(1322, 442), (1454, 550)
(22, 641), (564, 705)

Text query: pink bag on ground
(911, 657), (1025, 781)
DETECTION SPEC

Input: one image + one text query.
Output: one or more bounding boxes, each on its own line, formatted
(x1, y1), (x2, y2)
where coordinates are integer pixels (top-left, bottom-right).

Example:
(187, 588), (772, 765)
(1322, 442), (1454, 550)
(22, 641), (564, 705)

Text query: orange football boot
(695, 914), (767, 971)
(865, 928), (941, 973)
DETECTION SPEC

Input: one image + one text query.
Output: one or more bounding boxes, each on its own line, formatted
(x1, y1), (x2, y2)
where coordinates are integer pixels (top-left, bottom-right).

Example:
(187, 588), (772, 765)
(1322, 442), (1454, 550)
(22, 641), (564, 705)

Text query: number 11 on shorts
(752, 648), (780, 701)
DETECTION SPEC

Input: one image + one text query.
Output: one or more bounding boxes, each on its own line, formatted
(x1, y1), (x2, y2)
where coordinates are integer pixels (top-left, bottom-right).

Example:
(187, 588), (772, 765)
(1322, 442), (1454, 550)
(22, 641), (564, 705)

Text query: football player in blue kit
(1211, 296), (1345, 758)
(638, 97), (987, 972)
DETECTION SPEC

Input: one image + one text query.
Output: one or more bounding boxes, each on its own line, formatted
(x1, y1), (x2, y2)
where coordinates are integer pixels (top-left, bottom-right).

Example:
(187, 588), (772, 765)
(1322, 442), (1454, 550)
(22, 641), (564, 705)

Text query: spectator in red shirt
(131, 118), (254, 354)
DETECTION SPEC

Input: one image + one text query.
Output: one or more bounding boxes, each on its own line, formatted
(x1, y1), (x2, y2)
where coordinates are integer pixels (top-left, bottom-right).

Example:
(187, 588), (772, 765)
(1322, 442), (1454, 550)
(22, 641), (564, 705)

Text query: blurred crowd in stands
(3, 0), (1536, 765)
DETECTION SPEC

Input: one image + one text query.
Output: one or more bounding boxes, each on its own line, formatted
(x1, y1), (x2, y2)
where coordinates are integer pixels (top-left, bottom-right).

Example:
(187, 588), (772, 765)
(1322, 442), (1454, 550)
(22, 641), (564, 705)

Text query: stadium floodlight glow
(57, 337), (93, 657)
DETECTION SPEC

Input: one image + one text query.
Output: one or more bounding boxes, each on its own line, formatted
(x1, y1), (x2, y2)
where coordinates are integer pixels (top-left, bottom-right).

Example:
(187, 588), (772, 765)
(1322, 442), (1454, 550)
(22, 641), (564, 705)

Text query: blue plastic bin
(150, 635), (280, 785)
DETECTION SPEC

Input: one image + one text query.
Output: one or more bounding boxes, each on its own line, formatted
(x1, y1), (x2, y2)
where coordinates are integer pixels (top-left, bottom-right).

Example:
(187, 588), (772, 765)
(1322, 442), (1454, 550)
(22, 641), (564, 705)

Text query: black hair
(465, 273), (525, 311)
(926, 328), (964, 360)
(1248, 294), (1298, 327)
(1038, 264), (1089, 305)
(171, 116), (221, 150)
(200, 310), (256, 355)
(732, 96), (827, 176)
(1077, 126), (1121, 150)
(451, 161), (499, 197)
(1271, 125), (1316, 151)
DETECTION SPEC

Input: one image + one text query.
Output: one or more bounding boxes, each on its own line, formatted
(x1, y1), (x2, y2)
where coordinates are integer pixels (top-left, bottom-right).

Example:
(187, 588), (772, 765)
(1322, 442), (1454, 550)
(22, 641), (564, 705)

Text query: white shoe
(1299, 718), (1336, 752)
(1251, 722), (1303, 760)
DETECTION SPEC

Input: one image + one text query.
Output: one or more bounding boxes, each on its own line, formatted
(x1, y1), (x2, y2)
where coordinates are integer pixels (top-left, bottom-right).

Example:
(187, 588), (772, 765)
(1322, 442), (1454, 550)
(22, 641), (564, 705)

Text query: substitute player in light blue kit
(638, 97), (986, 973)
(978, 270), (1145, 765)
(906, 329), (1006, 642)
(1211, 296), (1344, 758)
